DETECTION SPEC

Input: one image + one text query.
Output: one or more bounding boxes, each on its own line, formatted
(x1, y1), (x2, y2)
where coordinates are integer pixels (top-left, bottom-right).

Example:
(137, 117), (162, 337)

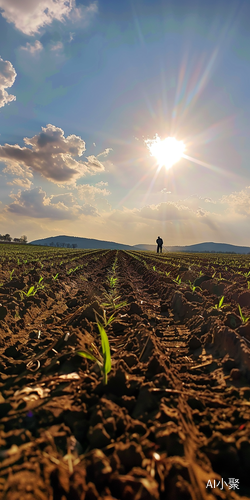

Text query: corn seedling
(188, 281), (202, 293)
(153, 266), (156, 271)
(52, 273), (59, 280)
(76, 312), (111, 384)
(101, 293), (127, 311)
(212, 296), (230, 310)
(9, 269), (15, 280)
(109, 277), (117, 288)
(173, 275), (181, 285)
(238, 304), (250, 324)
(166, 271), (171, 276)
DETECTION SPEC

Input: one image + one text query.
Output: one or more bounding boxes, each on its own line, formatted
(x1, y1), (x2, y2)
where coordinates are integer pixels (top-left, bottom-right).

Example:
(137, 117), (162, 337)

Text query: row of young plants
(128, 249), (250, 273)
(76, 251), (128, 385)
(125, 250), (250, 325)
(0, 249), (108, 288)
(126, 250), (250, 290)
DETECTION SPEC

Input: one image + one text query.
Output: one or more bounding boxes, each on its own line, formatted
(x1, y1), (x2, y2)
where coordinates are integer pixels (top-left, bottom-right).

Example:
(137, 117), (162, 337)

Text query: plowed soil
(0, 248), (250, 500)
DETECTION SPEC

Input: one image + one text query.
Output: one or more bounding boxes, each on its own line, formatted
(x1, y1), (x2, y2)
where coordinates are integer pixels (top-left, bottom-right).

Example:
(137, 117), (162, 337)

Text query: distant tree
(13, 238), (21, 242)
(66, 243), (70, 248)
(72, 243), (77, 249)
(20, 235), (27, 244)
(56, 242), (60, 247)
(3, 233), (12, 242)
(61, 242), (66, 248)
(50, 242), (54, 247)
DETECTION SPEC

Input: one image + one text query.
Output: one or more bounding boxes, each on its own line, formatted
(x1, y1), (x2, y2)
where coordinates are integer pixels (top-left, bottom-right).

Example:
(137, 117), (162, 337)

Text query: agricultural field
(0, 244), (250, 500)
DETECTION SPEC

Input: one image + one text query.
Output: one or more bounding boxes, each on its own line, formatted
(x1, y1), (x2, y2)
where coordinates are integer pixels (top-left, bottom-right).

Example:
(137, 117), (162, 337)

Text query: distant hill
(135, 242), (250, 254)
(29, 236), (250, 254)
(29, 235), (142, 251)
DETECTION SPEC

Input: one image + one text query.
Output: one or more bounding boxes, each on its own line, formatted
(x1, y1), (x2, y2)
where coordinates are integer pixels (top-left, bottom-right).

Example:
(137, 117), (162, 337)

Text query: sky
(0, 0), (250, 246)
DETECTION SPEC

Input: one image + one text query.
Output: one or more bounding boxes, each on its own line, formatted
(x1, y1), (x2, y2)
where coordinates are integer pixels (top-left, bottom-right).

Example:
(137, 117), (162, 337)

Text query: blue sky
(0, 0), (250, 246)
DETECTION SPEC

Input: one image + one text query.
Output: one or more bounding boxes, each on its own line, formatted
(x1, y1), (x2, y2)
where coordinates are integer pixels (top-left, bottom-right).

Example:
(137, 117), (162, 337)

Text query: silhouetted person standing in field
(156, 236), (163, 253)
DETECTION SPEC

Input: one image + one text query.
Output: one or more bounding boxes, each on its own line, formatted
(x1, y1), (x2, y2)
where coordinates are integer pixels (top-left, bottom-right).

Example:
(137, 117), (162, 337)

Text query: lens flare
(145, 135), (185, 170)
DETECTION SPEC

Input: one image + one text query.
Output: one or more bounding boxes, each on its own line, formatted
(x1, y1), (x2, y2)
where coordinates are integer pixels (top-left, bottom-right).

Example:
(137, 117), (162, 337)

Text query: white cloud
(6, 177), (33, 189)
(97, 148), (113, 158)
(0, 0), (98, 36)
(95, 181), (108, 187)
(69, 32), (74, 42)
(220, 186), (250, 215)
(0, 124), (105, 185)
(51, 42), (63, 51)
(0, 56), (17, 109)
(93, 142), (96, 147)
(161, 188), (171, 193)
(85, 155), (105, 174)
(76, 183), (111, 202)
(20, 40), (43, 54)
(5, 186), (100, 220)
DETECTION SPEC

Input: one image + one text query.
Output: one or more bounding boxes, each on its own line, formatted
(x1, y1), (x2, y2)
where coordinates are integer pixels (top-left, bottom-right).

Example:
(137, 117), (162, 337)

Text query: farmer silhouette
(156, 236), (163, 253)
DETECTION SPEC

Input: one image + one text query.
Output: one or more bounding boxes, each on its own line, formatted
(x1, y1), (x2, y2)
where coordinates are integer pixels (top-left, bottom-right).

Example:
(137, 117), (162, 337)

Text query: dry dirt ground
(0, 248), (250, 500)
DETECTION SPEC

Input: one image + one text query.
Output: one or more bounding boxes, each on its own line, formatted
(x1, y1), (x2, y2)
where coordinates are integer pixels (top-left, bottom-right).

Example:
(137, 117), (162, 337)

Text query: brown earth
(0, 248), (250, 500)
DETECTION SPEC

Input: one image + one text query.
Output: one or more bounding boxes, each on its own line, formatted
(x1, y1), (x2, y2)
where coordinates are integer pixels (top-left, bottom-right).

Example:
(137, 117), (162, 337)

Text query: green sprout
(9, 269), (15, 280)
(238, 304), (250, 324)
(76, 312), (111, 384)
(173, 275), (181, 284)
(109, 277), (117, 288)
(188, 281), (202, 293)
(52, 273), (59, 280)
(153, 266), (156, 271)
(101, 292), (127, 311)
(212, 296), (230, 310)
(19, 286), (36, 299)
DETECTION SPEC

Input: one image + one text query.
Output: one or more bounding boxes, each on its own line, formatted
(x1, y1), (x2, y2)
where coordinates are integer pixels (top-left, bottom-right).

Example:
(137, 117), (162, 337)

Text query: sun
(145, 135), (185, 170)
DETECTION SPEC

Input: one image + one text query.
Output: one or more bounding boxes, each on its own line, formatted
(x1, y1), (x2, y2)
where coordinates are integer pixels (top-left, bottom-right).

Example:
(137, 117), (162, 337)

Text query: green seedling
(212, 296), (230, 310)
(247, 281), (250, 290)
(109, 277), (117, 288)
(166, 271), (171, 276)
(153, 266), (156, 271)
(19, 286), (36, 299)
(52, 273), (59, 280)
(238, 304), (250, 324)
(101, 294), (127, 311)
(38, 276), (43, 284)
(173, 275), (181, 284)
(188, 281), (202, 293)
(9, 269), (15, 280)
(76, 312), (111, 384)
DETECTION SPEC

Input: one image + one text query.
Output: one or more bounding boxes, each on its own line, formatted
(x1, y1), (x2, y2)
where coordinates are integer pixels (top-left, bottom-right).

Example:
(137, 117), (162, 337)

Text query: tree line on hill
(0, 234), (27, 243)
(46, 242), (78, 248)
